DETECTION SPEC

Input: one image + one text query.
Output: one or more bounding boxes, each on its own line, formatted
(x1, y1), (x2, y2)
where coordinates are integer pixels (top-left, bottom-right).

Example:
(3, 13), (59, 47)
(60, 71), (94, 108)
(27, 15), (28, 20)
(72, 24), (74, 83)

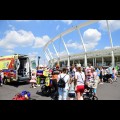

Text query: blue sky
(0, 20), (120, 65)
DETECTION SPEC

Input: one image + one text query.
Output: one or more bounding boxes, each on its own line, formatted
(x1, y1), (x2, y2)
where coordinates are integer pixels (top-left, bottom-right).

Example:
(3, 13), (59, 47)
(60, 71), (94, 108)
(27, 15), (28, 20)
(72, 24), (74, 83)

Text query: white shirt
(58, 73), (70, 90)
(75, 72), (85, 85)
(0, 72), (4, 78)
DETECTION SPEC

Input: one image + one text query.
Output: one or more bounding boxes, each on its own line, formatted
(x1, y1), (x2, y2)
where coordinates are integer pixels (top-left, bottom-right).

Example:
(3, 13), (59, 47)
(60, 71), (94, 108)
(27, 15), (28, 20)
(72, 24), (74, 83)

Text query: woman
(75, 66), (85, 100)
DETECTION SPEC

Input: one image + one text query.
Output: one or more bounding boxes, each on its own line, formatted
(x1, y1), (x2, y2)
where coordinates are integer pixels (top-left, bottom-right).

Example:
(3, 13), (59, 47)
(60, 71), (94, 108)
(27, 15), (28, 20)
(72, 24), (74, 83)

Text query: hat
(76, 64), (81, 67)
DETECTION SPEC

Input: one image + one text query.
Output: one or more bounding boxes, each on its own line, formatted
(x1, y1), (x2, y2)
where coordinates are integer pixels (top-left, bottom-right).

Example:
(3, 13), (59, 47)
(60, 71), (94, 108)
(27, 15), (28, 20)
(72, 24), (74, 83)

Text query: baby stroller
(41, 74), (56, 96)
(41, 75), (58, 99)
(103, 74), (109, 82)
(83, 80), (98, 100)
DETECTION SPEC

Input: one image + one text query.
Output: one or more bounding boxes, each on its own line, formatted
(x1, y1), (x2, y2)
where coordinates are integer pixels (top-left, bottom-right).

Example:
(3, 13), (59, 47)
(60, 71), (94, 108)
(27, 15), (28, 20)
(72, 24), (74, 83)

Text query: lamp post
(38, 56), (41, 67)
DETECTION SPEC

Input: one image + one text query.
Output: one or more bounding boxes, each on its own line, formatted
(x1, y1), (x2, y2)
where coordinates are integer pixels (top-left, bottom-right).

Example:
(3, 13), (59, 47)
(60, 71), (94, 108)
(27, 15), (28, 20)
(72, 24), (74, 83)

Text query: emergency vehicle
(0, 54), (31, 84)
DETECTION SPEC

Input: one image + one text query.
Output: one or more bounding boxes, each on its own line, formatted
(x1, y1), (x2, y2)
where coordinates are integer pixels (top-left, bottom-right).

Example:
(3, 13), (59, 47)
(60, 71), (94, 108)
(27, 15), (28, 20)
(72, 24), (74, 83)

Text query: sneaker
(37, 84), (40, 86)
(33, 86), (36, 88)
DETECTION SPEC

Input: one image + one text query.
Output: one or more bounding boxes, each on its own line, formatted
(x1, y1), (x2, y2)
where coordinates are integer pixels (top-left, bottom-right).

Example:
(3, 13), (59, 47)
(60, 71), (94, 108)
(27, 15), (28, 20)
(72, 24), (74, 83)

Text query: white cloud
(0, 30), (35, 49)
(66, 29), (101, 51)
(56, 25), (60, 30)
(58, 51), (68, 56)
(66, 41), (83, 50)
(16, 20), (30, 22)
(5, 49), (15, 53)
(104, 46), (120, 49)
(0, 30), (50, 50)
(61, 20), (73, 25)
(83, 29), (101, 50)
(33, 35), (50, 48)
(99, 20), (120, 32)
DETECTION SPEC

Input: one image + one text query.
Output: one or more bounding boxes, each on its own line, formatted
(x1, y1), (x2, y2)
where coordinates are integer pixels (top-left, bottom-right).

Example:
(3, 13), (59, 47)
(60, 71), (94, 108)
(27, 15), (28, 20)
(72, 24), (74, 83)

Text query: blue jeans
(58, 88), (68, 100)
(94, 88), (96, 93)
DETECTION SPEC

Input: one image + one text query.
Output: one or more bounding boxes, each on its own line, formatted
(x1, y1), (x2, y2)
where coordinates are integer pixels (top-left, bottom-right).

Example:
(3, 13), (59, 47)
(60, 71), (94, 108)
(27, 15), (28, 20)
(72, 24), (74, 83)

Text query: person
(112, 67), (117, 81)
(57, 68), (70, 100)
(68, 67), (76, 100)
(85, 64), (93, 87)
(51, 69), (59, 94)
(95, 67), (100, 83)
(92, 68), (99, 97)
(85, 63), (93, 76)
(36, 67), (43, 86)
(69, 66), (75, 77)
(115, 65), (119, 71)
(68, 76), (76, 100)
(107, 64), (113, 83)
(30, 73), (37, 88)
(99, 66), (104, 84)
(75, 65), (85, 100)
(0, 70), (4, 86)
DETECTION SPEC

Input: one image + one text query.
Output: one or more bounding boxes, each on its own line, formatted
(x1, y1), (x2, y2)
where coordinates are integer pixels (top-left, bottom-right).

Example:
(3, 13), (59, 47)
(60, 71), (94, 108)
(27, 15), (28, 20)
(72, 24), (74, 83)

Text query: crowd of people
(0, 63), (119, 100)
(30, 63), (119, 100)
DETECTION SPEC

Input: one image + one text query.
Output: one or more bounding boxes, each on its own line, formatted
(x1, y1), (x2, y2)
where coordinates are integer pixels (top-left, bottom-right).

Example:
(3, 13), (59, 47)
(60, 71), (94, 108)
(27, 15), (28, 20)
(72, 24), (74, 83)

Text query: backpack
(58, 74), (67, 88)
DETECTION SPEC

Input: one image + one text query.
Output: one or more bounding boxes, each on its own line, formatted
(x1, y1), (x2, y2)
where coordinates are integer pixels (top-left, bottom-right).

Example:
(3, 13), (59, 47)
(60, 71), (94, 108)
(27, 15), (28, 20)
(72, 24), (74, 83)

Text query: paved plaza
(0, 77), (120, 100)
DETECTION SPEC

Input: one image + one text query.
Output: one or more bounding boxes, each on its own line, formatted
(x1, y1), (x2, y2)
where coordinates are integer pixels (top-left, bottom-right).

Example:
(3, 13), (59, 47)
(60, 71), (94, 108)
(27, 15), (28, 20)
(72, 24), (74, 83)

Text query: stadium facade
(43, 20), (120, 68)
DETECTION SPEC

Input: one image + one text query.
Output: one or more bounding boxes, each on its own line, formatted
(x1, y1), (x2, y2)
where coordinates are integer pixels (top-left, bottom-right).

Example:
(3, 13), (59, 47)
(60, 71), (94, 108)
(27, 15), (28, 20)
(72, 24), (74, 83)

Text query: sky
(0, 20), (120, 66)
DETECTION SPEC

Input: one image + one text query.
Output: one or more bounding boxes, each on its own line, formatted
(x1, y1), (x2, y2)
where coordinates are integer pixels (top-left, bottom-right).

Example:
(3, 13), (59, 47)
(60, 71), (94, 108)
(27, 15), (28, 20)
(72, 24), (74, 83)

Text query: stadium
(43, 20), (120, 68)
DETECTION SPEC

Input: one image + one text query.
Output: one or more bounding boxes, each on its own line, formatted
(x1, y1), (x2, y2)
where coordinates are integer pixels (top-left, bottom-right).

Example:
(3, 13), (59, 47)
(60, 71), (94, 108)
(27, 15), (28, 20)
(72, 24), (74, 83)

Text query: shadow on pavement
(6, 81), (30, 88)
(29, 98), (37, 100)
(36, 91), (45, 96)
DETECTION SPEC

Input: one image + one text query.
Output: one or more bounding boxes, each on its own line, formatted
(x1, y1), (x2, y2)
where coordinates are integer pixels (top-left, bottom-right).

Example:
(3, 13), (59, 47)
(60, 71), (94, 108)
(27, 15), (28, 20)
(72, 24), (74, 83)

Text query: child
(30, 73), (37, 88)
(68, 78), (76, 100)
(112, 67), (117, 81)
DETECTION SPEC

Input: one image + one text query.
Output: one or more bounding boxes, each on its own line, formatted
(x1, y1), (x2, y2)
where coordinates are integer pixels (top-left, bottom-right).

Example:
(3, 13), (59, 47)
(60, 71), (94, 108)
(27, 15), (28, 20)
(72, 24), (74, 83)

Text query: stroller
(83, 80), (98, 100)
(41, 76), (58, 100)
(103, 74), (108, 82)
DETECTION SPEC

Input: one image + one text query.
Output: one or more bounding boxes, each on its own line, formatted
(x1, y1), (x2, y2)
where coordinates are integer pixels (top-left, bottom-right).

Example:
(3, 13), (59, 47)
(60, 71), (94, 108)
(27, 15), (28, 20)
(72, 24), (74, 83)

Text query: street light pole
(38, 56), (41, 67)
